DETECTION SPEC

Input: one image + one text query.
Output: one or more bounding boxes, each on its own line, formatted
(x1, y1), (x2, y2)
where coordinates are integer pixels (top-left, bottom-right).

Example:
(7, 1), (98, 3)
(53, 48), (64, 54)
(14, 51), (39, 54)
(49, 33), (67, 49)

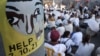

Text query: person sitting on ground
(47, 14), (56, 28)
(59, 31), (75, 54)
(56, 23), (65, 37)
(64, 20), (73, 34)
(84, 13), (99, 37)
(71, 27), (83, 46)
(75, 34), (95, 56)
(45, 29), (66, 56)
(55, 16), (63, 26)
(47, 26), (56, 42)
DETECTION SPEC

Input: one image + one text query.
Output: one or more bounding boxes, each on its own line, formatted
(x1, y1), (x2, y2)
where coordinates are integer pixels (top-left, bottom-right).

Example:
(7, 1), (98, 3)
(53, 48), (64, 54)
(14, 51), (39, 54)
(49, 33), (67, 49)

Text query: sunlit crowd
(44, 5), (100, 56)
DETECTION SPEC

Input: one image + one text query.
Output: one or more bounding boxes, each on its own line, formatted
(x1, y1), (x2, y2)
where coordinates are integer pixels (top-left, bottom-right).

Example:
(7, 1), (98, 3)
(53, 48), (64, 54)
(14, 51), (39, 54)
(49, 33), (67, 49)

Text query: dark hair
(62, 31), (70, 38)
(52, 13), (55, 17)
(82, 34), (90, 45)
(50, 27), (56, 30)
(68, 20), (71, 24)
(58, 23), (63, 27)
(76, 27), (81, 32)
(48, 14), (52, 18)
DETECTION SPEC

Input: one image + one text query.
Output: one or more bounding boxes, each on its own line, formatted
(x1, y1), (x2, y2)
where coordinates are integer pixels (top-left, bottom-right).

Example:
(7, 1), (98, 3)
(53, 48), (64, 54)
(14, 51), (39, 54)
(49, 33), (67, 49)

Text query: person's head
(64, 11), (67, 14)
(50, 30), (60, 42)
(68, 20), (71, 24)
(62, 31), (70, 38)
(57, 16), (61, 19)
(82, 34), (91, 45)
(52, 13), (55, 17)
(58, 23), (63, 27)
(6, 0), (43, 35)
(50, 27), (56, 31)
(76, 27), (81, 32)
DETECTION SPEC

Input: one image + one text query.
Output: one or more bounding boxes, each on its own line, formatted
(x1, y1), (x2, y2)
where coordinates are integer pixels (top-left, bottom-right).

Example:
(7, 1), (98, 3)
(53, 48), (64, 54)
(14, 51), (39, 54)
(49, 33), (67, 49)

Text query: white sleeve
(70, 40), (75, 46)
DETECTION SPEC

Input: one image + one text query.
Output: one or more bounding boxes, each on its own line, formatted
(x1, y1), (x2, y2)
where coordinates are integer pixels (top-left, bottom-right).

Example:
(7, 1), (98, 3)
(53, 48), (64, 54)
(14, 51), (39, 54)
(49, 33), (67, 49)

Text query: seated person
(75, 34), (95, 56)
(71, 27), (83, 46)
(44, 29), (66, 56)
(59, 31), (75, 54)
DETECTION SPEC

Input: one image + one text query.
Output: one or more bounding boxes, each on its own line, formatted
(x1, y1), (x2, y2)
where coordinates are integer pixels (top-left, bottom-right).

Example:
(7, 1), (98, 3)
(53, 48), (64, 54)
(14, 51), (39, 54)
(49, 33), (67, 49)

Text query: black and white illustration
(6, 0), (44, 39)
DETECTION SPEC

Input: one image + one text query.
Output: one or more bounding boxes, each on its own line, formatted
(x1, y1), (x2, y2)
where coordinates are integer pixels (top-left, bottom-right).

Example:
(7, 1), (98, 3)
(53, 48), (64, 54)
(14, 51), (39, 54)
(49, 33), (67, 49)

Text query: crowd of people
(44, 5), (100, 56)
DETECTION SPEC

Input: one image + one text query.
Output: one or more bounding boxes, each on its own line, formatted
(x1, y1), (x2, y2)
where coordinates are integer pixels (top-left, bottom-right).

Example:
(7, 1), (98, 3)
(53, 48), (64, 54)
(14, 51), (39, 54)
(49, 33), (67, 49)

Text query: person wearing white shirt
(95, 15), (100, 24)
(96, 47), (100, 56)
(75, 34), (95, 56)
(56, 23), (65, 37)
(71, 27), (83, 46)
(63, 19), (68, 25)
(45, 30), (66, 56)
(64, 21), (73, 34)
(69, 14), (75, 23)
(64, 11), (70, 20)
(47, 27), (56, 42)
(73, 17), (80, 27)
(55, 16), (63, 26)
(73, 14), (80, 27)
(59, 31), (75, 54)
(84, 14), (99, 36)
(52, 10), (61, 21)
(45, 43), (66, 56)
(47, 14), (56, 28)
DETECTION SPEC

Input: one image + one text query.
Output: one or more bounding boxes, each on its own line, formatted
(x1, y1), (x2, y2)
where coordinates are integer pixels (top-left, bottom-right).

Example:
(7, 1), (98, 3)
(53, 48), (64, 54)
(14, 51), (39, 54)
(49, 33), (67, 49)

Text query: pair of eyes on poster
(6, 0), (44, 38)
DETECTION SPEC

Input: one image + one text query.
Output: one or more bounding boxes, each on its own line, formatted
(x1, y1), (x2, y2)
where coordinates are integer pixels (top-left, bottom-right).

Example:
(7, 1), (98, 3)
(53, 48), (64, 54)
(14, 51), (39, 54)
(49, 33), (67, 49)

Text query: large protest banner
(0, 0), (44, 56)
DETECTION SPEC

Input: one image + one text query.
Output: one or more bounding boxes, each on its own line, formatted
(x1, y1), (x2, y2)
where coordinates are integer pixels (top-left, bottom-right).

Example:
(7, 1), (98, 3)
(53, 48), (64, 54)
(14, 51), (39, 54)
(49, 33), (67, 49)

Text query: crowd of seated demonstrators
(44, 5), (100, 56)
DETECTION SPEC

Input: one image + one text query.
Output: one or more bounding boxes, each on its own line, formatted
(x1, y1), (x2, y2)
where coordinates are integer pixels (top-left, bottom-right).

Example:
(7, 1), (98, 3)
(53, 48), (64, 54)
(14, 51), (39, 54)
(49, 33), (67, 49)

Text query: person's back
(96, 47), (100, 56)
(45, 43), (66, 56)
(75, 43), (95, 56)
(64, 21), (73, 34)
(84, 14), (99, 32)
(55, 16), (63, 26)
(56, 23), (65, 37)
(45, 29), (66, 56)
(75, 34), (95, 56)
(71, 28), (83, 46)
(60, 31), (75, 53)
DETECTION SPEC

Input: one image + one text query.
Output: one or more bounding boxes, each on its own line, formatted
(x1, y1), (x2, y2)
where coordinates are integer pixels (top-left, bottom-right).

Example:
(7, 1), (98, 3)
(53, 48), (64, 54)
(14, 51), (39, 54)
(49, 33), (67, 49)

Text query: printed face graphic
(6, 0), (44, 38)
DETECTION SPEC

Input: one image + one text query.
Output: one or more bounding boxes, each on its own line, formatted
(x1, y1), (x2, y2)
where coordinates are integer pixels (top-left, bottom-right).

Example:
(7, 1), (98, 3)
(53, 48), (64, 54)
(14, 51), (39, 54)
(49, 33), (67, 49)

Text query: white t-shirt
(47, 21), (56, 28)
(60, 38), (75, 53)
(64, 14), (70, 20)
(55, 19), (63, 26)
(47, 31), (51, 42)
(70, 17), (75, 23)
(64, 23), (73, 34)
(63, 19), (68, 25)
(71, 32), (83, 46)
(56, 26), (65, 36)
(75, 43), (95, 56)
(73, 17), (80, 27)
(96, 18), (100, 24)
(84, 18), (99, 32)
(52, 10), (61, 20)
(44, 43), (66, 56)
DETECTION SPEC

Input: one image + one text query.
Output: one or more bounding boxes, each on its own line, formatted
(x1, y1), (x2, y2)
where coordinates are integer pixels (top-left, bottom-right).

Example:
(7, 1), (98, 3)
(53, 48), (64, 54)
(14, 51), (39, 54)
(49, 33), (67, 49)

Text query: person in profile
(6, 0), (44, 39)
